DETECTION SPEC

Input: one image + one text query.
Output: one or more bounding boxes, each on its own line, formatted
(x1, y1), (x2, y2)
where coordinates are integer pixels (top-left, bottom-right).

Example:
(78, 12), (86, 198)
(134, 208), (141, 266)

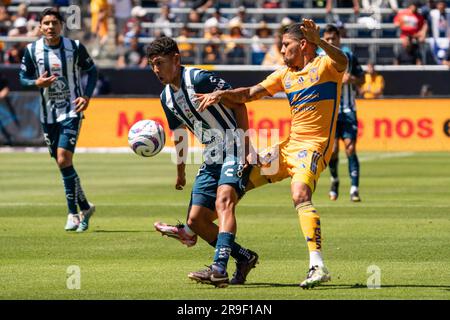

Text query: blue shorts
(42, 117), (81, 158)
(335, 119), (358, 141)
(190, 155), (251, 211)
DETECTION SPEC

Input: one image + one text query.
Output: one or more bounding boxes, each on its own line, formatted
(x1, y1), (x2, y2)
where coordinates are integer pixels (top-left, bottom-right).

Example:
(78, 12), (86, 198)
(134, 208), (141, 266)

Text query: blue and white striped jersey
(160, 66), (238, 147)
(20, 37), (96, 124)
(339, 49), (364, 121)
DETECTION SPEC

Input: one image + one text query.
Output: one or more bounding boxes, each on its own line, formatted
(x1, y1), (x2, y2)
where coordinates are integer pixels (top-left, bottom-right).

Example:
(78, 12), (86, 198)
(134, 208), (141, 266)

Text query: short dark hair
(147, 36), (180, 59)
(283, 23), (306, 41)
(40, 8), (64, 23)
(324, 24), (340, 36)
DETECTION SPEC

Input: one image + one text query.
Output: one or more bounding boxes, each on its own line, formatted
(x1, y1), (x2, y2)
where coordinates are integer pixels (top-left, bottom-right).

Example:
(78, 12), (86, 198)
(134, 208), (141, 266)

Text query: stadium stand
(0, 1), (449, 67)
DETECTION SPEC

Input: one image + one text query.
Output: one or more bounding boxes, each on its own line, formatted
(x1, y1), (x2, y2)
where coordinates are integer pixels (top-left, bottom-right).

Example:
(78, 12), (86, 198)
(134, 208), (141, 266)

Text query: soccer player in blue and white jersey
(323, 25), (365, 202)
(19, 8), (98, 232)
(148, 37), (258, 287)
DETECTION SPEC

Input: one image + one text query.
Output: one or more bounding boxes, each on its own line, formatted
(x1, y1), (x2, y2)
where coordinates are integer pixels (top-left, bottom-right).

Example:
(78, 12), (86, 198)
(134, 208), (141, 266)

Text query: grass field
(0, 151), (449, 300)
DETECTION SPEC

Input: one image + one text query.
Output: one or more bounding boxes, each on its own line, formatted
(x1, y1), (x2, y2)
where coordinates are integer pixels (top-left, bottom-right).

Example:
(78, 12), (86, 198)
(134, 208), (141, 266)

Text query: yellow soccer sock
(296, 201), (322, 252)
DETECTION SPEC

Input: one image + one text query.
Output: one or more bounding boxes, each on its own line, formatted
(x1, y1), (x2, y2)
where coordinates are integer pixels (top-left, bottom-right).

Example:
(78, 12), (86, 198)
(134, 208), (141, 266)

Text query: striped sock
(75, 175), (90, 210)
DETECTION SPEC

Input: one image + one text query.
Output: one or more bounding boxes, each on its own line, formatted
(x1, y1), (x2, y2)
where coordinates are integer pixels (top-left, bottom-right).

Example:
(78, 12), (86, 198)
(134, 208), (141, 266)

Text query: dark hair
(324, 24), (340, 36)
(147, 36), (180, 58)
(40, 8), (64, 23)
(283, 23), (306, 40)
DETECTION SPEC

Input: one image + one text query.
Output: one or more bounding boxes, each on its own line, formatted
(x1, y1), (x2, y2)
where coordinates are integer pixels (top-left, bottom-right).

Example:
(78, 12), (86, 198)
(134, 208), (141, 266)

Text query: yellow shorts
(248, 139), (327, 192)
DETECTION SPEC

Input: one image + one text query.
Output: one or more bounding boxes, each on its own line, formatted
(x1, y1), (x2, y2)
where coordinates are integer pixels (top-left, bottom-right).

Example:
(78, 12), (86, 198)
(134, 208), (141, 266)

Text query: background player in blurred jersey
(196, 19), (348, 289)
(19, 8), (98, 232)
(322, 24), (365, 202)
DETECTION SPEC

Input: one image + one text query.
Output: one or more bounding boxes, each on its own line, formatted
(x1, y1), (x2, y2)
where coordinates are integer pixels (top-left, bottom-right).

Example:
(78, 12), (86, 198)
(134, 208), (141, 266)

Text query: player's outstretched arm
(195, 84), (270, 112)
(301, 19), (348, 72)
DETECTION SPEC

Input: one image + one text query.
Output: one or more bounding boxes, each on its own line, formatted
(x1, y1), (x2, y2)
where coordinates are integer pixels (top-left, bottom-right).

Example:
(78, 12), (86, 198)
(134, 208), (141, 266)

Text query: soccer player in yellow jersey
(196, 19), (348, 288)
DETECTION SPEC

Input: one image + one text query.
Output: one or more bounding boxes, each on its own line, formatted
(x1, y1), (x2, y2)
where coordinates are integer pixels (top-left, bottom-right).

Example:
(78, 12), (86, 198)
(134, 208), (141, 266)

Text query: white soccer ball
(128, 120), (165, 157)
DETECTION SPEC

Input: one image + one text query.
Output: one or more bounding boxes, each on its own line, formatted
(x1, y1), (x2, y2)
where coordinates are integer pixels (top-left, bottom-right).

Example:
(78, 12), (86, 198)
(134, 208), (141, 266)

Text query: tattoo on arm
(248, 84), (271, 101)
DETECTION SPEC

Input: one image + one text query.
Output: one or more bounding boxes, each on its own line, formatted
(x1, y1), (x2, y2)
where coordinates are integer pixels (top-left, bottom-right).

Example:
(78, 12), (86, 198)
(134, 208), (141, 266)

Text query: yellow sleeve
(322, 55), (345, 79)
(259, 68), (285, 96)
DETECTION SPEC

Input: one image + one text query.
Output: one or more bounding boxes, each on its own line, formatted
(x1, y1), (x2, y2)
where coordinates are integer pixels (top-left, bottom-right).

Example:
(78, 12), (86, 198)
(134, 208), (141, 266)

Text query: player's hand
(175, 174), (186, 190)
(74, 96), (90, 113)
(300, 19), (321, 46)
(194, 91), (223, 112)
(35, 71), (57, 88)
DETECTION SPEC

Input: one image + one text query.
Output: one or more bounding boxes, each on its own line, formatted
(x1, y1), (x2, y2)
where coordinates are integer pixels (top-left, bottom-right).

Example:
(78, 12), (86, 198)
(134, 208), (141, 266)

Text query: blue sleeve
(193, 70), (232, 94)
(350, 52), (364, 78)
(19, 48), (38, 88)
(161, 95), (183, 131)
(77, 43), (96, 71)
(76, 42), (98, 97)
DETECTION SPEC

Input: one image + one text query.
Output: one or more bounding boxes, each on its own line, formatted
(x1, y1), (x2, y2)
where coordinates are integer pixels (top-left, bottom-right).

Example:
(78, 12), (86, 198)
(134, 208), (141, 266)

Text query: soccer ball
(128, 120), (165, 157)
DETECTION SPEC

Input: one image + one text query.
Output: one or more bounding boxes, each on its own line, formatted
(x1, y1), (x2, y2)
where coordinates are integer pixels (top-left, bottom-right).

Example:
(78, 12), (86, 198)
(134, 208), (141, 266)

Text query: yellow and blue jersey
(259, 55), (345, 163)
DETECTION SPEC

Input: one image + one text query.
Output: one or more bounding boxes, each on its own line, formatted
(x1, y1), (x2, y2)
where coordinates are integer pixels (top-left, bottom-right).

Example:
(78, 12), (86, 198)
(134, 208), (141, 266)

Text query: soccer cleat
(153, 221), (197, 247)
(350, 190), (361, 202)
(300, 265), (331, 289)
(65, 214), (80, 231)
(329, 179), (339, 201)
(76, 203), (95, 232)
(188, 265), (229, 288)
(230, 250), (259, 285)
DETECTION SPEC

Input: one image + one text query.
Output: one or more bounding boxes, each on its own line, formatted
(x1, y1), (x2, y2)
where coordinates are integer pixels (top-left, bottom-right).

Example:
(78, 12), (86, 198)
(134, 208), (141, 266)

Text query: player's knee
(215, 190), (236, 215)
(346, 145), (356, 156)
(291, 185), (312, 206)
(56, 156), (72, 168)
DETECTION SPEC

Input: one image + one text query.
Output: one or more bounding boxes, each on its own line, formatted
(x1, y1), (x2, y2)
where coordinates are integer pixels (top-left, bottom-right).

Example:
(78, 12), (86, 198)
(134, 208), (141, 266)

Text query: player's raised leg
(292, 182), (331, 289)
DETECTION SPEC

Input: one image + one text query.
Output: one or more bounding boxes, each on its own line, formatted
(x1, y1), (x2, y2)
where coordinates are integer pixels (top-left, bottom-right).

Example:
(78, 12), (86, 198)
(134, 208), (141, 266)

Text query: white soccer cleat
(300, 265), (331, 289)
(76, 203), (95, 232)
(65, 213), (80, 231)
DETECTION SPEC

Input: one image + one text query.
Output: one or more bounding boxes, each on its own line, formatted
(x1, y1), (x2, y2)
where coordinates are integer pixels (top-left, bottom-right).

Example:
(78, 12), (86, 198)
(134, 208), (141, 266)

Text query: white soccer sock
(309, 251), (325, 268)
(183, 224), (196, 236)
(350, 185), (359, 194)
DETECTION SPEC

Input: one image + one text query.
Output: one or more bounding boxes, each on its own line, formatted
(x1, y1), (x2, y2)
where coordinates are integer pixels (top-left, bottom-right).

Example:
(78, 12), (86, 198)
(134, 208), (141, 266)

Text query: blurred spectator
(123, 19), (148, 48)
(53, 0), (70, 7)
(203, 20), (223, 64)
(420, 0), (436, 23)
(229, 6), (256, 24)
(420, 84), (433, 96)
(192, 0), (214, 14)
(262, 32), (284, 66)
(108, 0), (132, 46)
(361, 0), (398, 25)
(326, 0), (360, 23)
(224, 20), (246, 64)
(186, 9), (202, 37)
(395, 35), (423, 65)
(4, 43), (24, 64)
(90, 0), (110, 58)
(177, 25), (195, 63)
(263, 0), (281, 8)
(263, 0), (281, 23)
(359, 62), (385, 98)
(205, 7), (229, 28)
(154, 5), (176, 37)
(0, 5), (11, 36)
(394, 1), (428, 43)
(8, 4), (37, 37)
(427, 0), (449, 64)
(117, 36), (147, 68)
(251, 21), (272, 64)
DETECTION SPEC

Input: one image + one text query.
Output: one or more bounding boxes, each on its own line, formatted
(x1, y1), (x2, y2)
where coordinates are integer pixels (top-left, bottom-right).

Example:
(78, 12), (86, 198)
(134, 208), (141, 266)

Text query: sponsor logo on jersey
(309, 67), (319, 83)
(285, 76), (292, 89)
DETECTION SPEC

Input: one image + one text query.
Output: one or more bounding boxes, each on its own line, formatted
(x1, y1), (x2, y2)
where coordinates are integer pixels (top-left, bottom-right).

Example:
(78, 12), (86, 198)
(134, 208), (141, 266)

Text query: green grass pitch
(0, 151), (449, 299)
